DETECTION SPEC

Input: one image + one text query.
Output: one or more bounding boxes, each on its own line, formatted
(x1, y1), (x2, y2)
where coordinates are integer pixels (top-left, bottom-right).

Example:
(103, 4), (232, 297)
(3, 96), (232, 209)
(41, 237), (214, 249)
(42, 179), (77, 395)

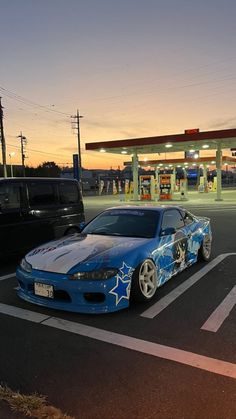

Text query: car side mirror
(160, 227), (176, 236)
(79, 221), (86, 232)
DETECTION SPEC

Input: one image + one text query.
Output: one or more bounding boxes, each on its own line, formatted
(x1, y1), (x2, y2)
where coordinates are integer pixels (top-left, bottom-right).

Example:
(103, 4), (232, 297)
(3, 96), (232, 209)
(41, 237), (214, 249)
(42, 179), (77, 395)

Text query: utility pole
(17, 132), (27, 177)
(0, 97), (7, 177)
(71, 109), (83, 183)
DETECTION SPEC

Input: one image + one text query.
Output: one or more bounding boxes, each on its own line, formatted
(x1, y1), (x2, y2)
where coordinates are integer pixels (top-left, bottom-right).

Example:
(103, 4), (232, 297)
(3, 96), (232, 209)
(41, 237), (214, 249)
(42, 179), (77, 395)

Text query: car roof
(104, 205), (185, 213)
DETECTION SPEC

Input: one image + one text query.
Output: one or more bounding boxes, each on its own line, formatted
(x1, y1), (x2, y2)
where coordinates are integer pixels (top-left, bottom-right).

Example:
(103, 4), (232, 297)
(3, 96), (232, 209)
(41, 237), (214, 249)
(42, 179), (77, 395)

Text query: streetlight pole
(9, 152), (15, 177)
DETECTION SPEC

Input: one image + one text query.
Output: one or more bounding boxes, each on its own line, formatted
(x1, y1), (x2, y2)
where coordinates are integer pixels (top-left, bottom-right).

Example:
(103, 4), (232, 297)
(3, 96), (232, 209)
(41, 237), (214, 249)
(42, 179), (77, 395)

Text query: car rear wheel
(198, 234), (212, 261)
(131, 259), (158, 302)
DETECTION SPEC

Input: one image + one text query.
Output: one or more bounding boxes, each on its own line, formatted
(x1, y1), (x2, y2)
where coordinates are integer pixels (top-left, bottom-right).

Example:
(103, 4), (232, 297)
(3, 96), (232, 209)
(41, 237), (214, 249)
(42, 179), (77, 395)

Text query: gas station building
(85, 128), (236, 202)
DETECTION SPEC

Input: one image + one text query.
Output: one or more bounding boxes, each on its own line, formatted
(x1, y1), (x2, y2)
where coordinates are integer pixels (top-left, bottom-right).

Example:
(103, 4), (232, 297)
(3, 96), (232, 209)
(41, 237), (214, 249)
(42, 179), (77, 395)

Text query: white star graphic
(109, 275), (131, 305)
(119, 262), (133, 278)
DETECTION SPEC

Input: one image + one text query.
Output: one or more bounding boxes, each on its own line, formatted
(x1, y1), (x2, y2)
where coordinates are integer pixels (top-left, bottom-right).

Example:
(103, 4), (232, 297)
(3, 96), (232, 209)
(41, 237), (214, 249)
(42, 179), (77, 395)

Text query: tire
(131, 259), (158, 302)
(198, 234), (212, 261)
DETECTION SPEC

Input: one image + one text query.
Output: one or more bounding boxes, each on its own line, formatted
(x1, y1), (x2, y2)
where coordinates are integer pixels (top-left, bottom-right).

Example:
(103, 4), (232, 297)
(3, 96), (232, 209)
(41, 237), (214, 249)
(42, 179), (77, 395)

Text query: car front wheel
(131, 259), (158, 302)
(198, 234), (212, 261)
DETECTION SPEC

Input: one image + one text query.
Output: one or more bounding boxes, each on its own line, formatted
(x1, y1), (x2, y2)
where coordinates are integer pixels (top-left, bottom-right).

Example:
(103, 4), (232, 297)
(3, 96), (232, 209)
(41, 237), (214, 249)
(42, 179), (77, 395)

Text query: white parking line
(0, 302), (235, 380)
(202, 208), (236, 212)
(141, 253), (236, 319)
(0, 273), (16, 281)
(0, 303), (50, 323)
(184, 206), (236, 212)
(201, 285), (236, 332)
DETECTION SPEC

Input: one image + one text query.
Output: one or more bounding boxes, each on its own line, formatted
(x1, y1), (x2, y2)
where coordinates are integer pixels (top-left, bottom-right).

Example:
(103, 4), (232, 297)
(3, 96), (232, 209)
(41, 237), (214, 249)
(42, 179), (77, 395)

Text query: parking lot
(0, 194), (236, 418)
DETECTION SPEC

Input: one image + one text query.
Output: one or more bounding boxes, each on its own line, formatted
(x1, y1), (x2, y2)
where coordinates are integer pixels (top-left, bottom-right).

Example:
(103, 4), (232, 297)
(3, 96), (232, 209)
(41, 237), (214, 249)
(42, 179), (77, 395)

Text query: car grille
(27, 284), (71, 302)
(84, 292), (105, 303)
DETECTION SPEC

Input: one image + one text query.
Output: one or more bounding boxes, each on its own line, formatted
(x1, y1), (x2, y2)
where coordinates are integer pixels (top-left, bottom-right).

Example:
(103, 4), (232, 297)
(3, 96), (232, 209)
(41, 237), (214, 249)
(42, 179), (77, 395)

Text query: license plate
(34, 282), (54, 298)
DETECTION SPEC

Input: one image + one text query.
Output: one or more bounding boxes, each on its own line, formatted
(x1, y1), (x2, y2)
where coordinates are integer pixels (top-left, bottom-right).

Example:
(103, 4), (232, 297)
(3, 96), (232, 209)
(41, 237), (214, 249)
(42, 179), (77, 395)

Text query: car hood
(25, 234), (149, 274)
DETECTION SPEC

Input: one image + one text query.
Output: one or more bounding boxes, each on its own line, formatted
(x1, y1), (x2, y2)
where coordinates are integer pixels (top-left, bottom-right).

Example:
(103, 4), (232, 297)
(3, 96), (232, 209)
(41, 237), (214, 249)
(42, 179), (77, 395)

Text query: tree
(36, 161), (61, 177)
(25, 162), (61, 178)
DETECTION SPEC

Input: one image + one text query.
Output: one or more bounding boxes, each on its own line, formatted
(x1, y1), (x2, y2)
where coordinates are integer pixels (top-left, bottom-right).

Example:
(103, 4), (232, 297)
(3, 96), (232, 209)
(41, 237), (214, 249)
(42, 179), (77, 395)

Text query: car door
(180, 209), (200, 263)
(57, 181), (85, 233)
(159, 208), (188, 278)
(22, 181), (58, 248)
(0, 181), (27, 254)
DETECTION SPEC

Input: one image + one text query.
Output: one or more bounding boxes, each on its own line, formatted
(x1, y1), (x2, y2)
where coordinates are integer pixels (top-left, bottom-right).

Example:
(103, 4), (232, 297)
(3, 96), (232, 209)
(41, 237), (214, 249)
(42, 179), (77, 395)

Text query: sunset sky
(1, 0), (236, 169)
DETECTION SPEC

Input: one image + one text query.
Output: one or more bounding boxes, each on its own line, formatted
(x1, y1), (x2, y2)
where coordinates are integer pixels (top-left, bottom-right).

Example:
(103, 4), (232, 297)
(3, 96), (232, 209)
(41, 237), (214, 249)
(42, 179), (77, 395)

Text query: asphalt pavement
(0, 191), (236, 418)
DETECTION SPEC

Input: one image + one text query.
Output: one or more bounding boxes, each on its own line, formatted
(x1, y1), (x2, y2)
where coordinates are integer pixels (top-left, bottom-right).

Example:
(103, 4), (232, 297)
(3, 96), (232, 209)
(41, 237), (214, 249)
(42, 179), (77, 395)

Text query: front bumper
(16, 267), (130, 314)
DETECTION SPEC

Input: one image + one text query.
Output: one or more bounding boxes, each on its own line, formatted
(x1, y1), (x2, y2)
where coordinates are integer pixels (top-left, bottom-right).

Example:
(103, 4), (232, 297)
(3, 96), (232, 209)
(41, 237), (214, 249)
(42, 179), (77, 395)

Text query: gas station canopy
(124, 156), (236, 167)
(85, 128), (236, 155)
(85, 128), (236, 201)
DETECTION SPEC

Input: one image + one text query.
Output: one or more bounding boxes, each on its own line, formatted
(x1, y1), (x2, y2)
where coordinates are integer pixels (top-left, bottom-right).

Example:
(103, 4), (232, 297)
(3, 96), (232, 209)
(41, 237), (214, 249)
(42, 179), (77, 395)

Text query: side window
(59, 183), (79, 204)
(161, 209), (185, 230)
(0, 184), (22, 210)
(28, 183), (57, 207)
(182, 210), (194, 225)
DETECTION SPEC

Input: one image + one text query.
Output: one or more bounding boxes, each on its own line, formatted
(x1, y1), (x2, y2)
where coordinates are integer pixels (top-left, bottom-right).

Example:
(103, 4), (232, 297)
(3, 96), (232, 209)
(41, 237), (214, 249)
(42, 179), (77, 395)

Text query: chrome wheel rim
(203, 235), (211, 258)
(139, 260), (157, 299)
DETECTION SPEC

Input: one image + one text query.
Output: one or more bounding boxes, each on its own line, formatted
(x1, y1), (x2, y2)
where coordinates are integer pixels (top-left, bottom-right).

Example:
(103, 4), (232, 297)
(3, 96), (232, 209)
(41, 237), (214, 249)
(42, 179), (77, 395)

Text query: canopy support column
(172, 166), (176, 193)
(203, 164), (208, 192)
(132, 151), (139, 200)
(215, 142), (223, 201)
(155, 167), (159, 200)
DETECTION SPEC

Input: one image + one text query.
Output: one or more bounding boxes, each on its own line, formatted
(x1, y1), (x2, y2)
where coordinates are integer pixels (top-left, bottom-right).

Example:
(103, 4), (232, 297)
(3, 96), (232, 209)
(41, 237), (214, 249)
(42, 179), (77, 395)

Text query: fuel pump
(139, 175), (155, 200)
(159, 174), (172, 200)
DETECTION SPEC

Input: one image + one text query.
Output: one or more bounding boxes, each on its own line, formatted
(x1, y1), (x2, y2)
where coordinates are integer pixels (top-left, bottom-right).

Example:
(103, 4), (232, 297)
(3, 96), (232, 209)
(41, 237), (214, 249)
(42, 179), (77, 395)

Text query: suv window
(28, 183), (57, 206)
(161, 209), (185, 230)
(0, 184), (22, 210)
(59, 183), (79, 204)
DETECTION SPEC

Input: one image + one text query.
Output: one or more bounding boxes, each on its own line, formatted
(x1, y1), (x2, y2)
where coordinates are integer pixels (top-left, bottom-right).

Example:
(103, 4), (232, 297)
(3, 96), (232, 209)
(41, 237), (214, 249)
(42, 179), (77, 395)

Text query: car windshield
(82, 209), (160, 238)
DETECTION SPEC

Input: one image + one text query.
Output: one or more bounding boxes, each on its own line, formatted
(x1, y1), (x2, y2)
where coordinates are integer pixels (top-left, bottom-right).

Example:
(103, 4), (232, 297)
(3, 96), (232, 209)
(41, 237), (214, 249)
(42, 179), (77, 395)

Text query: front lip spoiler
(17, 288), (127, 314)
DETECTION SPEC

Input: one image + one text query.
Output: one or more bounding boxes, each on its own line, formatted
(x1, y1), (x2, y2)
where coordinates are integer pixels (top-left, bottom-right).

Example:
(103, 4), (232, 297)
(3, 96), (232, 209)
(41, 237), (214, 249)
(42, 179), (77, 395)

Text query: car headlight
(69, 268), (119, 280)
(20, 258), (32, 273)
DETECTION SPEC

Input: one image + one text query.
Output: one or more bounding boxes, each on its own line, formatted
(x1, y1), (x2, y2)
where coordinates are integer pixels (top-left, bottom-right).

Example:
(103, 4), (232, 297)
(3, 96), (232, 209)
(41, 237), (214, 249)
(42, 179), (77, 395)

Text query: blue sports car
(16, 206), (212, 314)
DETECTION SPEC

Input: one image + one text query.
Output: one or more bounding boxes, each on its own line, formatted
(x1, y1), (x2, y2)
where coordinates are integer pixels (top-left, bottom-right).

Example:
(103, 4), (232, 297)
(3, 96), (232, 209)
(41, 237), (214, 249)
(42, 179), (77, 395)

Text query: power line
(0, 86), (71, 117)
(26, 147), (72, 158)
(93, 58), (236, 102)
(6, 161), (73, 168)
(6, 142), (73, 159)
(56, 162), (72, 165)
